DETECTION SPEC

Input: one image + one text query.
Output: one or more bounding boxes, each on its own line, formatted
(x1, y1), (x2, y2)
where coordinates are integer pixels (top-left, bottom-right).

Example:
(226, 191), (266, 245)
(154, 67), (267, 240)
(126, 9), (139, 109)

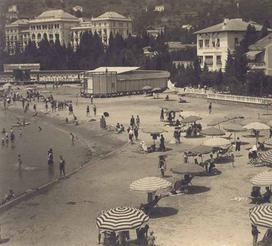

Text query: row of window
(199, 39), (220, 48)
(6, 29), (18, 33)
(30, 24), (60, 30)
(31, 33), (60, 40)
(199, 38), (240, 49)
(93, 21), (128, 28)
(199, 55), (222, 66)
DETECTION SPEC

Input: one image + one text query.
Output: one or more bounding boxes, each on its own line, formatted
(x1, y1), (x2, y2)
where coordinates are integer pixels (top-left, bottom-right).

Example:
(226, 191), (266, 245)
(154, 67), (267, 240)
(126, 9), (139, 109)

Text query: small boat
(12, 122), (30, 127)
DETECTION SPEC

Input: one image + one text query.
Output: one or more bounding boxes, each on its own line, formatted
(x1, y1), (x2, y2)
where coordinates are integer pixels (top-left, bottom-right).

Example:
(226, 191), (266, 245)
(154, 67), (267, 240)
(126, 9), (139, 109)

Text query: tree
(225, 49), (235, 76)
(260, 20), (270, 39)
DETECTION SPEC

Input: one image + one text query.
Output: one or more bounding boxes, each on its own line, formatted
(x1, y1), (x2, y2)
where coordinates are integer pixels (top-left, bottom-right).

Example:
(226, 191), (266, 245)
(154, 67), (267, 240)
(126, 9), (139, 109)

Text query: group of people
(185, 123), (202, 137)
(47, 148), (66, 177)
(250, 186), (271, 204)
(98, 226), (155, 246)
(86, 104), (96, 117)
(126, 115), (140, 144)
(1, 128), (15, 146)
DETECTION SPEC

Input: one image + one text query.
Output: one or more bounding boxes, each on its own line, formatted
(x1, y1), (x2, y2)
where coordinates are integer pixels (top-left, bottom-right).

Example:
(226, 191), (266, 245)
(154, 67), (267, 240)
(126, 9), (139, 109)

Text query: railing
(207, 93), (272, 105)
(248, 62), (265, 69)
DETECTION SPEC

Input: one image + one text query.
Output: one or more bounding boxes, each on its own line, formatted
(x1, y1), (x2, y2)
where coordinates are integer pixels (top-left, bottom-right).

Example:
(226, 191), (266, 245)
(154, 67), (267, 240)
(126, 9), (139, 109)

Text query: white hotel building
(195, 18), (262, 71)
(5, 10), (132, 54)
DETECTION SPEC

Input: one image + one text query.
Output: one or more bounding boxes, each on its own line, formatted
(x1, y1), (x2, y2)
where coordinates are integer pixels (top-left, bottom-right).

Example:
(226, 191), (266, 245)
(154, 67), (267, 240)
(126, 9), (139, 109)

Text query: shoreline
(0, 104), (127, 214)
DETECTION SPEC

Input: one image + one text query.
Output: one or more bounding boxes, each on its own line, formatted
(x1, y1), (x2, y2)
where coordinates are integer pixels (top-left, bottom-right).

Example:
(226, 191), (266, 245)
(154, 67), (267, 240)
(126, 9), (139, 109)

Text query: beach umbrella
(250, 204), (272, 228)
(251, 170), (272, 186)
(170, 164), (205, 175)
(181, 115), (202, 124)
(266, 120), (272, 127)
(223, 123), (246, 140)
(243, 122), (270, 145)
(200, 127), (225, 136)
(163, 107), (183, 113)
(130, 177), (171, 193)
(130, 177), (172, 202)
(259, 150), (272, 164)
(142, 85), (152, 91)
(96, 207), (149, 232)
(188, 145), (213, 155)
(203, 137), (231, 147)
(142, 127), (166, 135)
(243, 122), (270, 131)
(3, 83), (12, 89)
(264, 138), (272, 146)
(223, 123), (245, 132)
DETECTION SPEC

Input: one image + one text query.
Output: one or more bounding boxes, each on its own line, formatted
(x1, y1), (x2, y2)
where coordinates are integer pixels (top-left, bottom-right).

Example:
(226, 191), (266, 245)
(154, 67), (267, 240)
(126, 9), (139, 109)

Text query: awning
(246, 51), (263, 61)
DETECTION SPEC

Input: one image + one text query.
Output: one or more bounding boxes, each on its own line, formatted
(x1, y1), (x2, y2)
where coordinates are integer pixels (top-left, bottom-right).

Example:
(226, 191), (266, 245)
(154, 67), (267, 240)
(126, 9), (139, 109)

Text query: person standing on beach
(86, 105), (90, 117)
(5, 132), (9, 145)
(90, 95), (94, 105)
(93, 104), (97, 116)
(251, 225), (260, 246)
(17, 154), (22, 167)
(134, 127), (139, 140)
(33, 104), (37, 112)
(48, 148), (54, 165)
(128, 128), (134, 144)
(208, 102), (212, 114)
(130, 115), (135, 128)
(22, 98), (25, 109)
(160, 134), (166, 151)
(59, 156), (66, 177)
(235, 137), (241, 152)
(158, 155), (166, 177)
(70, 133), (75, 145)
(160, 108), (164, 121)
(136, 115), (140, 128)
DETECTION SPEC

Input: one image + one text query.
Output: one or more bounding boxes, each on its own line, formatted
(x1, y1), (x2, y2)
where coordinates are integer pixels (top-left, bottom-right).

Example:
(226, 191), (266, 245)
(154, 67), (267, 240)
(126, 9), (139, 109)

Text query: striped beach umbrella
(251, 170), (272, 186)
(250, 204), (272, 228)
(264, 138), (272, 146)
(96, 207), (149, 232)
(130, 177), (172, 193)
(260, 150), (272, 164)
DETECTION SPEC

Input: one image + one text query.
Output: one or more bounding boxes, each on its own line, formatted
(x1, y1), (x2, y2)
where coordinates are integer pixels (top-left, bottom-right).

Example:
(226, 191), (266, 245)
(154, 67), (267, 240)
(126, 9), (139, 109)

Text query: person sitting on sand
(115, 123), (122, 133)
(3, 189), (15, 204)
(120, 124), (125, 133)
(140, 195), (162, 214)
(262, 187), (271, 203)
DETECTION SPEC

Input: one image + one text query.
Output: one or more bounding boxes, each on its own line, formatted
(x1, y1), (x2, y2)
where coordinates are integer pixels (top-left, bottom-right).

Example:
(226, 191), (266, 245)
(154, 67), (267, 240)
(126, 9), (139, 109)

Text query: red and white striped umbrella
(251, 169), (272, 186)
(250, 204), (272, 228)
(96, 207), (149, 232)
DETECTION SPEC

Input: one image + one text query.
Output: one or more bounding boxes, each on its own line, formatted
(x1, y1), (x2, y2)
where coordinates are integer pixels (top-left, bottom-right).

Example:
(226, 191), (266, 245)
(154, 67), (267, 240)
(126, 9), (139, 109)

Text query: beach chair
(139, 196), (161, 215)
(257, 229), (272, 246)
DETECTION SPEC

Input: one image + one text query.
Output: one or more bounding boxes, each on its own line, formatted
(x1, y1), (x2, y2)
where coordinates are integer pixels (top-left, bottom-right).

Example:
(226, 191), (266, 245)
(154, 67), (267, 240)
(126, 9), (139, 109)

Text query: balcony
(248, 62), (266, 70)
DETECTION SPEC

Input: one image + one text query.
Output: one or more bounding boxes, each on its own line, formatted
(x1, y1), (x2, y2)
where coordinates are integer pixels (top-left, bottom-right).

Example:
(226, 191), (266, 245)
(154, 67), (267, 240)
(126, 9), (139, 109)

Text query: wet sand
(0, 86), (271, 246)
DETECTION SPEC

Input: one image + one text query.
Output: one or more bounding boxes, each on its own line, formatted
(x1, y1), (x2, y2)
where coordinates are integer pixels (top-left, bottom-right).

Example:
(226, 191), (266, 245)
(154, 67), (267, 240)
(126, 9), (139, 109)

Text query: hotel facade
(195, 18), (263, 72)
(5, 10), (133, 54)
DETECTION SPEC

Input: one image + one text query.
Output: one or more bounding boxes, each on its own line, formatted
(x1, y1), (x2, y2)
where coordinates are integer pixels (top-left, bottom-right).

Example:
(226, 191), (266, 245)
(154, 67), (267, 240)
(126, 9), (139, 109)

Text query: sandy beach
(0, 86), (271, 246)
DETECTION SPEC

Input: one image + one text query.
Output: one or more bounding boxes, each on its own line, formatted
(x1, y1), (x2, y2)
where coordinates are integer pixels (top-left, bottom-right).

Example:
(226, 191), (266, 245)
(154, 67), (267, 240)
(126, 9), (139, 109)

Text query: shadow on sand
(150, 207), (178, 219)
(187, 185), (210, 194)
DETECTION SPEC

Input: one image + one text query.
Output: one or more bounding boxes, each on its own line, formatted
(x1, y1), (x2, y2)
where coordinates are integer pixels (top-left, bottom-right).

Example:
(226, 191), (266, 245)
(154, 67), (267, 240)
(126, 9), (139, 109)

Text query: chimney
(223, 18), (229, 25)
